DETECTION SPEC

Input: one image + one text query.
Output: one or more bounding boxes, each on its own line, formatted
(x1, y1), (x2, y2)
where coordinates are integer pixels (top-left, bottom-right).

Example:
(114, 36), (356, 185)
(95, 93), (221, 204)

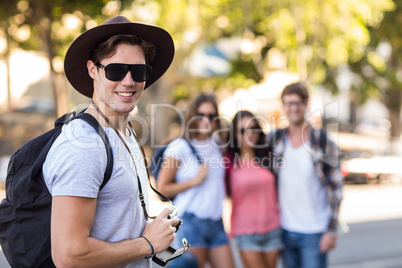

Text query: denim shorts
(177, 212), (229, 248)
(234, 227), (283, 252)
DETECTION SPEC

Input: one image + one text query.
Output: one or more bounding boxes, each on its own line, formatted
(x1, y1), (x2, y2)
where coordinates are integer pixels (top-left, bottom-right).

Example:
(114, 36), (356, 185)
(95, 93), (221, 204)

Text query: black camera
(167, 206), (183, 232)
(152, 206), (189, 266)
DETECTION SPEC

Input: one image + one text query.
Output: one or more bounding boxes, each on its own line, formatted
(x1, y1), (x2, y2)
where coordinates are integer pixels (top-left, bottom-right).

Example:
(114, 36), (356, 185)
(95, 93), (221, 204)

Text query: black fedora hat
(64, 16), (174, 98)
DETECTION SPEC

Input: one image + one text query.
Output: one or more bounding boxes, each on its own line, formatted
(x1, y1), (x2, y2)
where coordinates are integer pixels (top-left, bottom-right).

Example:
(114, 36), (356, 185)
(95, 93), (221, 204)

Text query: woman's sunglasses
(196, 113), (218, 121)
(96, 63), (153, 82)
(239, 126), (260, 135)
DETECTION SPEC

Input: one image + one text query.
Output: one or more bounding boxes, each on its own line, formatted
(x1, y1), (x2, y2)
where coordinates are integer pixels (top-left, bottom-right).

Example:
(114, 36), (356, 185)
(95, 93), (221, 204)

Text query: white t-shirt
(278, 138), (330, 234)
(163, 138), (226, 220)
(43, 119), (150, 268)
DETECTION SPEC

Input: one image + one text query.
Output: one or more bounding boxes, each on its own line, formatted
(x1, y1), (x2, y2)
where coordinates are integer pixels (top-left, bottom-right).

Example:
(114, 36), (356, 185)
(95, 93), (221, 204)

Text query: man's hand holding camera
(141, 206), (180, 255)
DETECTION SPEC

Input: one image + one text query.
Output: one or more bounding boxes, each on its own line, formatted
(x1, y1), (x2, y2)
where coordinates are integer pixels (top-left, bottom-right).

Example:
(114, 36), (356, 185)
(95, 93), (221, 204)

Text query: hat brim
(64, 21), (174, 98)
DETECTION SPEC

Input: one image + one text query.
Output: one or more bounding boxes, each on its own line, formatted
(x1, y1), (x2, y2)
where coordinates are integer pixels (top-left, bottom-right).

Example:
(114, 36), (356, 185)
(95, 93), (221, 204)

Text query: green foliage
(265, 0), (393, 83)
(129, 0), (394, 97)
(327, 0), (400, 106)
(0, 0), (397, 122)
(0, 0), (132, 65)
(2, 0), (393, 91)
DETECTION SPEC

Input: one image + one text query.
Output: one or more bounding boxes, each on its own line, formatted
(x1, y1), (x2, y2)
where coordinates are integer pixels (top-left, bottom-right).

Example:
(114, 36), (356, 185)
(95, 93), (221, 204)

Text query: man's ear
(87, 60), (97, 79)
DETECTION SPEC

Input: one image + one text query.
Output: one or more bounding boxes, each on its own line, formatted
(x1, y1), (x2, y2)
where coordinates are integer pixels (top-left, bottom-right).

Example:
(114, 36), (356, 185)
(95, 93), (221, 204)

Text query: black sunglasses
(196, 113), (217, 120)
(96, 63), (153, 82)
(239, 126), (260, 135)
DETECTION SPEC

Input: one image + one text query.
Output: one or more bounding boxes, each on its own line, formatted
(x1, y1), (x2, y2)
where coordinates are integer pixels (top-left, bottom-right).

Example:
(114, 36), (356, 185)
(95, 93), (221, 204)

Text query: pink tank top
(229, 159), (281, 237)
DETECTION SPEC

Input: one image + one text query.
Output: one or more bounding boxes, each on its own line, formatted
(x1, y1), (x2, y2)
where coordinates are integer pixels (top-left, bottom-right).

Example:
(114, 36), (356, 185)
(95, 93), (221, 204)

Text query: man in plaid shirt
(267, 82), (343, 268)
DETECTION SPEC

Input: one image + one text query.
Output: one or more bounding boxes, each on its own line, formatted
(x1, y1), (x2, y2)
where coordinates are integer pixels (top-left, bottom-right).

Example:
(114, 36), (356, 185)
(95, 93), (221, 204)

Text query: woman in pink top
(225, 110), (282, 268)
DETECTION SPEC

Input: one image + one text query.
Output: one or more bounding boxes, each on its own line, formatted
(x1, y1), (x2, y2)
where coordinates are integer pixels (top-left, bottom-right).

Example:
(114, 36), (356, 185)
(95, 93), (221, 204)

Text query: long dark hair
(227, 110), (272, 169)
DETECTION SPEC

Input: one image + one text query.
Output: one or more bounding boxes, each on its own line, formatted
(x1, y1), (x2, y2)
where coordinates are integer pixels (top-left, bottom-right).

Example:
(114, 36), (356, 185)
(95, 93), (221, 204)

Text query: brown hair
(281, 82), (309, 104)
(185, 93), (222, 140)
(90, 34), (156, 65)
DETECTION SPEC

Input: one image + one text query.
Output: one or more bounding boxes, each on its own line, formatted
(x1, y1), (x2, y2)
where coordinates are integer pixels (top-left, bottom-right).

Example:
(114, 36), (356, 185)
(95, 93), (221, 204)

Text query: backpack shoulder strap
(267, 128), (284, 148)
(184, 139), (203, 163)
(275, 128), (284, 138)
(54, 111), (76, 127)
(72, 113), (114, 190)
(310, 127), (328, 153)
(311, 128), (331, 183)
(319, 128), (327, 154)
(319, 128), (331, 179)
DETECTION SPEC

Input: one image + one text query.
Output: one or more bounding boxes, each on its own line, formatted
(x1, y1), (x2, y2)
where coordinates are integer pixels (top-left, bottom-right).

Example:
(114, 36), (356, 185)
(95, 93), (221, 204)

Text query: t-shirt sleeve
(163, 138), (192, 160)
(43, 122), (108, 198)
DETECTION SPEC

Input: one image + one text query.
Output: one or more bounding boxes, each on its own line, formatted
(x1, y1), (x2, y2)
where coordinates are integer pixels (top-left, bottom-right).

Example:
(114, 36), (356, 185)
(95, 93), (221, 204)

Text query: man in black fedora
(42, 16), (179, 267)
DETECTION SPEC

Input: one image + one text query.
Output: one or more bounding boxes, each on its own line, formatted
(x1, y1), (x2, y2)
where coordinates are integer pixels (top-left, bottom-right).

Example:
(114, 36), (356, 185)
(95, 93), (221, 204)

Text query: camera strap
(91, 101), (173, 220)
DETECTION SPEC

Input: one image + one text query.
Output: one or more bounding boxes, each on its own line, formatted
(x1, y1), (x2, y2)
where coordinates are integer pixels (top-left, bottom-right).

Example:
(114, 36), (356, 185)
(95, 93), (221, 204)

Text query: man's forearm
(51, 197), (177, 268)
(52, 236), (152, 268)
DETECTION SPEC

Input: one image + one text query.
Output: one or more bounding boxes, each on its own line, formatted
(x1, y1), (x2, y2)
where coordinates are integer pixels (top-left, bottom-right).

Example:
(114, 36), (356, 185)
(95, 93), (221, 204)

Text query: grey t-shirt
(43, 118), (150, 268)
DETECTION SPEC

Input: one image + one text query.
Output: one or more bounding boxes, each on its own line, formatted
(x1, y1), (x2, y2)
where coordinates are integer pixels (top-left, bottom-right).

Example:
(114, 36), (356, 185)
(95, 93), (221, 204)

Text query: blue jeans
(282, 230), (327, 268)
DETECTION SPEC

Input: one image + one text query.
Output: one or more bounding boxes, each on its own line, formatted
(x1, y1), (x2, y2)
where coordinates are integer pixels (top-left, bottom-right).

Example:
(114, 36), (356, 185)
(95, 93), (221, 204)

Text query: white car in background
(341, 155), (402, 184)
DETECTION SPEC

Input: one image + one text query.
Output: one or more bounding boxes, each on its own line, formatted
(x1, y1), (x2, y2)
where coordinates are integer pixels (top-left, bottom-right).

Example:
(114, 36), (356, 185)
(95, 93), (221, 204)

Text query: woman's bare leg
(208, 244), (235, 268)
(263, 250), (280, 268)
(239, 250), (266, 268)
(189, 247), (208, 268)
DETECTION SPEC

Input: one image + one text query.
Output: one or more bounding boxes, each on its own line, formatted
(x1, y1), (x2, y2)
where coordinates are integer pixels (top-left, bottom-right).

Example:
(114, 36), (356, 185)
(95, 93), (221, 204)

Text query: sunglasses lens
(103, 64), (152, 82)
(130, 65), (152, 82)
(196, 113), (217, 120)
(105, 64), (128, 81)
(239, 126), (259, 135)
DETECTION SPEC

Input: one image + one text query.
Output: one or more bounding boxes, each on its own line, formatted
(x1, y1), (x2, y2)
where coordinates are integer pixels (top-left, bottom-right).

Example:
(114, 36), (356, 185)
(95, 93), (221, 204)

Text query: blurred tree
(0, 0), (17, 111)
(264, 0), (394, 83)
(0, 0), (132, 116)
(122, 0), (394, 98)
(118, 0), (395, 145)
(332, 0), (402, 143)
(0, 0), (396, 143)
(367, 0), (402, 142)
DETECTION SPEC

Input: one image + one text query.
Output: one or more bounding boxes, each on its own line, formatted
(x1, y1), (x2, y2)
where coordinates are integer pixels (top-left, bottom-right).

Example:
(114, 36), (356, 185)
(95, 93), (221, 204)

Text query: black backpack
(150, 139), (202, 200)
(0, 111), (113, 268)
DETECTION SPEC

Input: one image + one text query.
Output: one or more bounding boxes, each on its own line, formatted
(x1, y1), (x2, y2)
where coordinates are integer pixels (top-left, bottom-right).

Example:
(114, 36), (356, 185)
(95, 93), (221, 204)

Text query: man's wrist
(140, 235), (154, 259)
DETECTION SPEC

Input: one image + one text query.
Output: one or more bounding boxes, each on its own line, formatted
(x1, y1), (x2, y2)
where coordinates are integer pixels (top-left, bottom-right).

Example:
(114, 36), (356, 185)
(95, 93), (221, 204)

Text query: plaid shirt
(267, 127), (343, 233)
